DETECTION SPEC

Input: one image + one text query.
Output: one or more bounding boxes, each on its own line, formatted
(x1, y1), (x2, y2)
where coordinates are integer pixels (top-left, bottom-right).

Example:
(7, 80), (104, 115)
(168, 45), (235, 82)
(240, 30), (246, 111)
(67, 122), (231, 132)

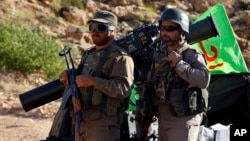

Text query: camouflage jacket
(74, 42), (134, 126)
(146, 40), (210, 102)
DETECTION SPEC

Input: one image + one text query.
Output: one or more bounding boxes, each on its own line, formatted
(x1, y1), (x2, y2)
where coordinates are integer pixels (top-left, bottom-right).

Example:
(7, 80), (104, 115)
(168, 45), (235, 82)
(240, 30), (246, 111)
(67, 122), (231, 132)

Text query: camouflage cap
(88, 10), (117, 27)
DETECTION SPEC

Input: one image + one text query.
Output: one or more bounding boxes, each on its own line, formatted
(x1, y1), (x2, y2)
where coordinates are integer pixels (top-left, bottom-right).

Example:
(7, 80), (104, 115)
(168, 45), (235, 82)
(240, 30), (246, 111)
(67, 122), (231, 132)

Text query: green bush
(0, 24), (65, 80)
(60, 0), (87, 9)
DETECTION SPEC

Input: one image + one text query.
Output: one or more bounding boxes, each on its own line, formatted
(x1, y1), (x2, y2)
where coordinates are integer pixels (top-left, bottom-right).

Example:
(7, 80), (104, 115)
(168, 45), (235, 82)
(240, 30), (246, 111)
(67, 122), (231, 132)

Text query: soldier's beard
(93, 35), (112, 46)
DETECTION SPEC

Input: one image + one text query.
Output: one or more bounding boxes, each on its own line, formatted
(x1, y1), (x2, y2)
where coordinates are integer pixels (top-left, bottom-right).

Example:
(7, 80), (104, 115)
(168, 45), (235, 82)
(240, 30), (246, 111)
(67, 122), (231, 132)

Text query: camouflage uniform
(72, 43), (134, 141)
(146, 40), (210, 141)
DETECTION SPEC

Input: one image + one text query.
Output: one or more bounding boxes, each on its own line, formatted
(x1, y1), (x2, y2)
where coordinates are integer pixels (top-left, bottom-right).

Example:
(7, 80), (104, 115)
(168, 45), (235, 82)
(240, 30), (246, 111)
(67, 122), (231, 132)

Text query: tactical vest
(77, 43), (130, 117)
(151, 43), (209, 116)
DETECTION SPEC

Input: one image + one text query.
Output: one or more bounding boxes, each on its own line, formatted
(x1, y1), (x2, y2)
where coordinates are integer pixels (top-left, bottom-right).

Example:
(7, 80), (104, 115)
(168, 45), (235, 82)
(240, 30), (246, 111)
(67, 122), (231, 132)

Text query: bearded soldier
(59, 10), (134, 141)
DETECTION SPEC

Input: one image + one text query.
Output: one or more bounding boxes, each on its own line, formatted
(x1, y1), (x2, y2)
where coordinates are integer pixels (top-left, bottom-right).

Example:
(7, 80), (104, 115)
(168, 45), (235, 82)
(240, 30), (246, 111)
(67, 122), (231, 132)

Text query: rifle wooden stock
(72, 97), (82, 113)
(140, 125), (150, 141)
(72, 89), (84, 136)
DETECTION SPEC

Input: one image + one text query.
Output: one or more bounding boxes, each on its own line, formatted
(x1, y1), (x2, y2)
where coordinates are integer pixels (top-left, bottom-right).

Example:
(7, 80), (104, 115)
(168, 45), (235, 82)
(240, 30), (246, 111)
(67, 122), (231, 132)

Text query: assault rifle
(139, 82), (158, 141)
(59, 46), (83, 136)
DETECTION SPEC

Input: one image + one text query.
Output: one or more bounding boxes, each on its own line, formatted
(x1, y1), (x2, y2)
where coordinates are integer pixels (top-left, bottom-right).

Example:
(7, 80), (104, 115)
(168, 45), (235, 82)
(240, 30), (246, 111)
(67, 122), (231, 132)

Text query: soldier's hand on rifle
(167, 51), (182, 67)
(59, 70), (69, 85)
(75, 75), (95, 88)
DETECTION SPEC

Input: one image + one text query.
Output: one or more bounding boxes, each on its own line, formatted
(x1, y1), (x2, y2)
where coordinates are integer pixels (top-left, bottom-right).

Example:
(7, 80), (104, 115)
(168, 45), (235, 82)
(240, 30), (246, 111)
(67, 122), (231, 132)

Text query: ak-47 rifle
(59, 46), (84, 136)
(139, 81), (158, 141)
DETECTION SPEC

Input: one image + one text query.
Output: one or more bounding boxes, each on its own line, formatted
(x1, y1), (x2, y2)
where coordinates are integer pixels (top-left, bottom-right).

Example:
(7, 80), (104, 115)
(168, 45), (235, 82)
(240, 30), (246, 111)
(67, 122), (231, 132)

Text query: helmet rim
(159, 8), (189, 33)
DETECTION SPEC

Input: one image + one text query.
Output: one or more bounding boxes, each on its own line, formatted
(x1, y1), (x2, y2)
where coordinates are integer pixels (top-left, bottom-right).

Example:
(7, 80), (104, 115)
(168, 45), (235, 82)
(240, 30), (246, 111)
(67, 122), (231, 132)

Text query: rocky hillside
(1, 0), (250, 65)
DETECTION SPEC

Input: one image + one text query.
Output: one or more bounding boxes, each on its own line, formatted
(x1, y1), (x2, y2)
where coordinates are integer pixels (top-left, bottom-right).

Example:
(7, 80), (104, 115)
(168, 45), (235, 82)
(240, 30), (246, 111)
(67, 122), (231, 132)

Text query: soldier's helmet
(158, 8), (189, 33)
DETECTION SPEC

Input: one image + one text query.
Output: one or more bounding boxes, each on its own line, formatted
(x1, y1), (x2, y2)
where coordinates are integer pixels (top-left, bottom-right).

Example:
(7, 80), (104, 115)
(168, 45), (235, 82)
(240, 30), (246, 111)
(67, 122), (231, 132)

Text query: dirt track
(0, 70), (60, 141)
(0, 115), (53, 141)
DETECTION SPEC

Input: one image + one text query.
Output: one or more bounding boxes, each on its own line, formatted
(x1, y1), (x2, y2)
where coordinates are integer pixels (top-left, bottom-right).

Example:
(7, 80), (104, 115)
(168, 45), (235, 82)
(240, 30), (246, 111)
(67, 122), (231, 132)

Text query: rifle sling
(152, 44), (190, 77)
(84, 43), (119, 112)
(94, 43), (118, 76)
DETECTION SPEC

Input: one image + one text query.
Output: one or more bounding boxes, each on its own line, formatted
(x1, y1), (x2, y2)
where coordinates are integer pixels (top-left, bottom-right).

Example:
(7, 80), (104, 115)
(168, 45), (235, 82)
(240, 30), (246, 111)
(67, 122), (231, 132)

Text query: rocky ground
(0, 115), (53, 141)
(0, 70), (61, 141)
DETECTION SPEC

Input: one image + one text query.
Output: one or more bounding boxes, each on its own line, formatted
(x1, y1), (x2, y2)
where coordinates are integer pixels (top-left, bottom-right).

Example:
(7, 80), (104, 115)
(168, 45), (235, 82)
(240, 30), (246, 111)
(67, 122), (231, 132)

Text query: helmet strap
(180, 32), (186, 43)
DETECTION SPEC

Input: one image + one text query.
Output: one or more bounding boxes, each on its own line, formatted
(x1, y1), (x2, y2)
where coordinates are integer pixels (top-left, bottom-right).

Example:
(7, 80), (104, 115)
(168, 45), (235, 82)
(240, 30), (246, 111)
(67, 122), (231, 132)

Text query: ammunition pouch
(168, 87), (209, 116)
(168, 88), (188, 116)
(92, 90), (103, 105)
(78, 93), (123, 121)
(84, 109), (102, 121)
(104, 97), (123, 116)
(91, 90), (125, 117)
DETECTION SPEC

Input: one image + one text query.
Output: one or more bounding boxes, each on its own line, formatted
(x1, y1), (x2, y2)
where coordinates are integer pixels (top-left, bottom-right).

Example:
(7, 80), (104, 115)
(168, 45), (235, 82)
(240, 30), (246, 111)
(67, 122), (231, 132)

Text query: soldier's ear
(109, 30), (117, 36)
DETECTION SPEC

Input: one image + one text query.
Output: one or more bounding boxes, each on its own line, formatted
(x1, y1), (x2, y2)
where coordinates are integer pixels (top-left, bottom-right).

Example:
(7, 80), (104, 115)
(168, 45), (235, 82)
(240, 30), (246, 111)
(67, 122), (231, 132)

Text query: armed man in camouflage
(59, 10), (134, 141)
(142, 8), (210, 141)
